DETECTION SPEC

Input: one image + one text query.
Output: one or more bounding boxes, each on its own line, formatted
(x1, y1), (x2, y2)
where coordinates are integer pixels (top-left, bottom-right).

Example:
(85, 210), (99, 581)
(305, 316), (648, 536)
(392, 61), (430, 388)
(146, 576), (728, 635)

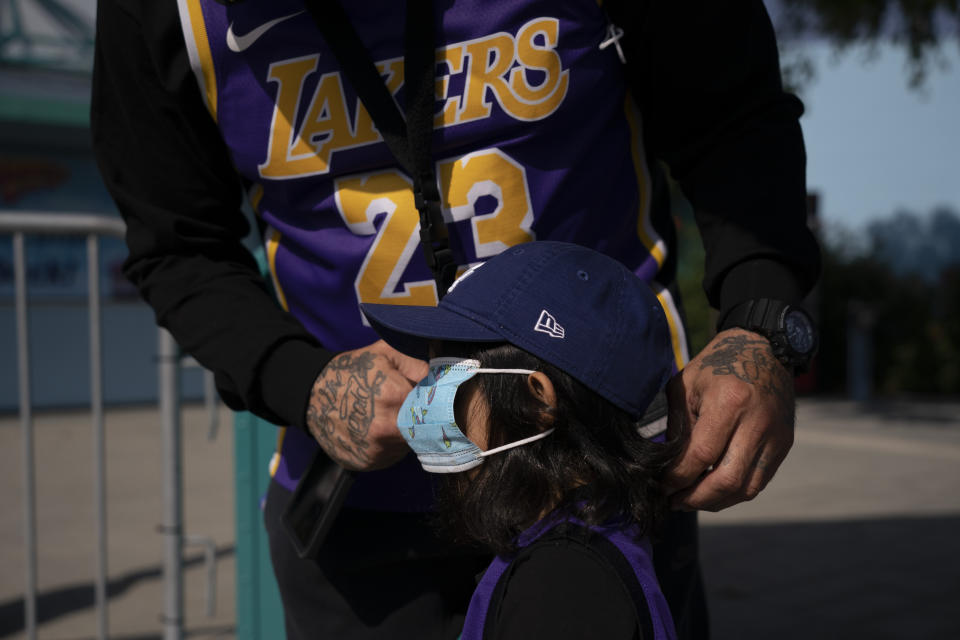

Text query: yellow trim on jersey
(624, 98), (667, 267)
(268, 427), (288, 477)
(265, 220), (289, 479)
(654, 283), (690, 369)
(264, 226), (290, 312)
(249, 183), (265, 213)
(260, 198), (294, 477)
(178, 0), (219, 121)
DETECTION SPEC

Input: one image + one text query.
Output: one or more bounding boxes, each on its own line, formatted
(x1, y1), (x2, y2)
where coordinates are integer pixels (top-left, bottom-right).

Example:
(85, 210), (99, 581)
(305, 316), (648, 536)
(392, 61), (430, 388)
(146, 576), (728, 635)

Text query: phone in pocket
(281, 449), (355, 560)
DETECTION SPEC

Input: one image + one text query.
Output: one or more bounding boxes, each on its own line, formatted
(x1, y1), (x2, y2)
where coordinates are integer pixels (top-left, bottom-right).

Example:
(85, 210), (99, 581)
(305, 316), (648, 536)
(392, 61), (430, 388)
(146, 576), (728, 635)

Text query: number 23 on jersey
(335, 147), (535, 312)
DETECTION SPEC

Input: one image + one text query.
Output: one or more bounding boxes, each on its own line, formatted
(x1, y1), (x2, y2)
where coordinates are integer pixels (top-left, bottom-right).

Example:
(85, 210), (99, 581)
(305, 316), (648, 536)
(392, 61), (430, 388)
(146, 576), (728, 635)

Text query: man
(92, 1), (820, 638)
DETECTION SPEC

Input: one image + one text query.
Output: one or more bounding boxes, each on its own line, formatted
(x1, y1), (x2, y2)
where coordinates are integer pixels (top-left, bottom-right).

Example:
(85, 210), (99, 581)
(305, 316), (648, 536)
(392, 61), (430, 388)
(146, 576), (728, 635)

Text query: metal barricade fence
(1, 211), (218, 640)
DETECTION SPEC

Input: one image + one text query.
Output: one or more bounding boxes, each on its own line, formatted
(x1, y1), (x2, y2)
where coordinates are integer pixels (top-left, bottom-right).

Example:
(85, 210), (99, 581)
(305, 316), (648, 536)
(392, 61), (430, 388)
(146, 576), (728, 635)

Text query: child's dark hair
(433, 341), (680, 556)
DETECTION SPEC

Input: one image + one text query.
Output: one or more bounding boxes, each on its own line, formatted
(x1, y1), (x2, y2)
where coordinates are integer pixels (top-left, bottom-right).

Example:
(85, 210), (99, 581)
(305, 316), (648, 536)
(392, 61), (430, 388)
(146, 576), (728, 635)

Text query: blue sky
(797, 42), (960, 230)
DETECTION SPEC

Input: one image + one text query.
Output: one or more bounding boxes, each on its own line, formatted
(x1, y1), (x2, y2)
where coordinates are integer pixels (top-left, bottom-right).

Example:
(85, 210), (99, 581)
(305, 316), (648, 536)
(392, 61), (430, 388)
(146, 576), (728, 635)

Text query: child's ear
(526, 372), (557, 426)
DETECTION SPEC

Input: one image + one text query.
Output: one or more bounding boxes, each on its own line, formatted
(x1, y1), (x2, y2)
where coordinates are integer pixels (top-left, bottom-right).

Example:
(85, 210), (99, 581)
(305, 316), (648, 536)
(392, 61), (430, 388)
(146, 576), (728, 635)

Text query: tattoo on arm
(699, 334), (794, 421)
(306, 352), (385, 467)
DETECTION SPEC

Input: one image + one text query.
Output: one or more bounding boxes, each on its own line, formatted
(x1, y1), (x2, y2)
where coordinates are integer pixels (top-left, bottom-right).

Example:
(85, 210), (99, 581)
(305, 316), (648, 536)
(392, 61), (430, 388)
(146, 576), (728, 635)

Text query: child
(361, 241), (680, 640)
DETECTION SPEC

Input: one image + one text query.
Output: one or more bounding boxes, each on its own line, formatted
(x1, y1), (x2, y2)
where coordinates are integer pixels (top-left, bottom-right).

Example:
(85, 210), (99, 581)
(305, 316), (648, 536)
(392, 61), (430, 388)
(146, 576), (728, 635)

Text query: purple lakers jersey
(176, 0), (689, 497)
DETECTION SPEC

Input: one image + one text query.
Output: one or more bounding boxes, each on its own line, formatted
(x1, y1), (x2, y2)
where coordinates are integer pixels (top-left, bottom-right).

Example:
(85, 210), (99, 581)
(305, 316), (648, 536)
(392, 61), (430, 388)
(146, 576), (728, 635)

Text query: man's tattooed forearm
(306, 352), (385, 466)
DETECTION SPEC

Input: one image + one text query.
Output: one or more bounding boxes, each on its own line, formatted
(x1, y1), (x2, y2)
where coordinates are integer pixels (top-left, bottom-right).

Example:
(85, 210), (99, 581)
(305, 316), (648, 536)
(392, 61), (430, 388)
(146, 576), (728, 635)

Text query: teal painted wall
(233, 412), (285, 639)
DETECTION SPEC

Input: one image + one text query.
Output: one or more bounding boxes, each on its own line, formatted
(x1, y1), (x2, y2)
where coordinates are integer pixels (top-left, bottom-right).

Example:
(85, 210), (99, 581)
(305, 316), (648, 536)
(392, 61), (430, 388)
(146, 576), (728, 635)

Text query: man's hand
(305, 340), (428, 471)
(664, 328), (795, 512)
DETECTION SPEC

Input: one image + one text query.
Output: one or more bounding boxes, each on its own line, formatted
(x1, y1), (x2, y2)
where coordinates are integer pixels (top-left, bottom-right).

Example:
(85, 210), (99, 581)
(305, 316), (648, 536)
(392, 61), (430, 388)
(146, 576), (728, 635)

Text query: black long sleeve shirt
(91, 0), (820, 430)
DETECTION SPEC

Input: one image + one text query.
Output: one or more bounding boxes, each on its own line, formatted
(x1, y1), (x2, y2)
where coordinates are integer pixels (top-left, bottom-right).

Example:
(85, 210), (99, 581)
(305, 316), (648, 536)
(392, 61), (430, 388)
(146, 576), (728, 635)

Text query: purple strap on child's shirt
(460, 516), (677, 640)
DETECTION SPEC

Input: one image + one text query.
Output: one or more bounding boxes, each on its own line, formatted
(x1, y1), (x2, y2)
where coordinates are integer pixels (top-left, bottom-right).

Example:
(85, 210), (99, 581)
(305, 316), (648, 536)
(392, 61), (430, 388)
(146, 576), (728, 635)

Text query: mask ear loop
(473, 367), (537, 375)
(469, 366), (553, 457)
(478, 428), (555, 458)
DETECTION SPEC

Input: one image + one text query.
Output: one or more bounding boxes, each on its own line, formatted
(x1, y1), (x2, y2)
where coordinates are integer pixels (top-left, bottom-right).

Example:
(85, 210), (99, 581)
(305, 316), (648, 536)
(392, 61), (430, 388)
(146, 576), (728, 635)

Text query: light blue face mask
(397, 357), (556, 473)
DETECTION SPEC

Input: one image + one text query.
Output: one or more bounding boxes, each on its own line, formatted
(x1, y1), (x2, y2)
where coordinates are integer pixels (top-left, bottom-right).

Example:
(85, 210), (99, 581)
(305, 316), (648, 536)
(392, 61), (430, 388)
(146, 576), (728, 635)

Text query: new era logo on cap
(534, 309), (565, 339)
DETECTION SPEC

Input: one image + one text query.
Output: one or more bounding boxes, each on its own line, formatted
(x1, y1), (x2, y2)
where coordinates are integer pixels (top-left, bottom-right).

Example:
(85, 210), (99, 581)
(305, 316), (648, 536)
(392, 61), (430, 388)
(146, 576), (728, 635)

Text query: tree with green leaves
(773, 0), (960, 90)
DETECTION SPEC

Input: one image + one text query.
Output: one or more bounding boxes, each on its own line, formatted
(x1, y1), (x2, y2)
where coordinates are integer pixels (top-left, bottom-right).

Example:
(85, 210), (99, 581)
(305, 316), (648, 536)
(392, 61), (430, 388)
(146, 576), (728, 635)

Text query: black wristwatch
(717, 298), (818, 373)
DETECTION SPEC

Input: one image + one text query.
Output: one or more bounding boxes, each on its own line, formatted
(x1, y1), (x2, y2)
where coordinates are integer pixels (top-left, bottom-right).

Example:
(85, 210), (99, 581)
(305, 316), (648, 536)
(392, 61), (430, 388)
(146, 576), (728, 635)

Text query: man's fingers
(370, 339), (429, 383)
(664, 434), (723, 496)
(395, 352), (428, 384)
(663, 373), (701, 495)
(669, 441), (756, 512)
(664, 380), (741, 495)
(670, 423), (792, 512)
(741, 432), (792, 502)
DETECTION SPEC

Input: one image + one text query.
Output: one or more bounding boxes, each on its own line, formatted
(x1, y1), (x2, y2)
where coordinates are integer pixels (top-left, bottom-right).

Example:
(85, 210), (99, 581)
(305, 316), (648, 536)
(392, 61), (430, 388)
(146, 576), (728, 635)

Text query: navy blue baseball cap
(361, 241), (676, 419)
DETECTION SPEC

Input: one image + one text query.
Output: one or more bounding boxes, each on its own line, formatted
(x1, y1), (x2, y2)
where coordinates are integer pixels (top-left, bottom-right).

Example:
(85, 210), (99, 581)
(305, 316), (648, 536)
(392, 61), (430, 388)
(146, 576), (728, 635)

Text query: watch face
(785, 310), (815, 354)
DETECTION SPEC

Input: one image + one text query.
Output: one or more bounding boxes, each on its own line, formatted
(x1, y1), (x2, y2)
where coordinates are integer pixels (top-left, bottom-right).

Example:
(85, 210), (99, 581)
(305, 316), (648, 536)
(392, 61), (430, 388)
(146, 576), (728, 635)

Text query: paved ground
(1, 398), (958, 639)
(0, 405), (236, 640)
(700, 398), (960, 639)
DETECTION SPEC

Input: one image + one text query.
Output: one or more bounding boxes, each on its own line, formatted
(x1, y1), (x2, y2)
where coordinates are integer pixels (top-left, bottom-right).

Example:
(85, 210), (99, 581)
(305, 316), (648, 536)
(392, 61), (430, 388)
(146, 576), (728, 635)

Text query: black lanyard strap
(302, 0), (456, 297)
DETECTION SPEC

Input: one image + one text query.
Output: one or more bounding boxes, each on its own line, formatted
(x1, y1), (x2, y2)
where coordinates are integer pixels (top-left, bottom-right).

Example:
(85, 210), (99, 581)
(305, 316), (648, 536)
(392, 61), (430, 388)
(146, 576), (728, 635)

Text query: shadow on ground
(0, 546), (235, 638)
(701, 515), (960, 639)
(4, 517), (958, 639)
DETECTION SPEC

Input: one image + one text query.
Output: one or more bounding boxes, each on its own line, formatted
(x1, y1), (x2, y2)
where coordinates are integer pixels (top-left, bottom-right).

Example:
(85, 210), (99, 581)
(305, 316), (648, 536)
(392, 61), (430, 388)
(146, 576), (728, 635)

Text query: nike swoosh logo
(226, 10), (304, 53)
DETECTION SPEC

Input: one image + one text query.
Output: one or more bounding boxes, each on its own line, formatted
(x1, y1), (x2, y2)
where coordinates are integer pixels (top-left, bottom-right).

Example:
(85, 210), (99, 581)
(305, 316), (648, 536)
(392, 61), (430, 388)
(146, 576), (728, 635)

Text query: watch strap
(717, 298), (789, 334)
(718, 298), (817, 373)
